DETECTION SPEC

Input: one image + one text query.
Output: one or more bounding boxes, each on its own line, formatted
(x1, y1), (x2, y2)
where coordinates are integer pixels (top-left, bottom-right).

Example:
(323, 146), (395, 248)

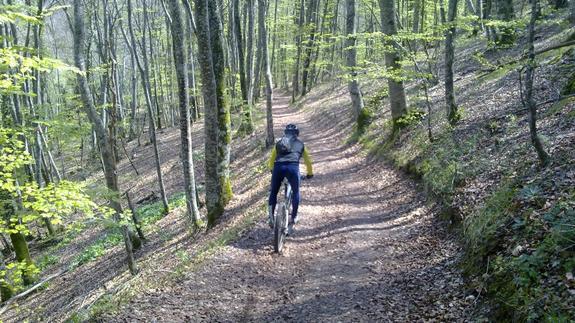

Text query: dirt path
(112, 94), (472, 321)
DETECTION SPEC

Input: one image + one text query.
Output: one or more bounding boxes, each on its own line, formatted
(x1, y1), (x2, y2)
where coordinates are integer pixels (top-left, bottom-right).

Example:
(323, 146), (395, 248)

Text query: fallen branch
(479, 40), (575, 75)
(535, 93), (575, 107)
(0, 270), (67, 316)
(490, 94), (575, 121)
(534, 40), (575, 57)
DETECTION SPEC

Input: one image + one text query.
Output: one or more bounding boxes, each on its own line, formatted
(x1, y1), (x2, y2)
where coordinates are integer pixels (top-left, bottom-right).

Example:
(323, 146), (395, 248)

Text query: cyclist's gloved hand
(306, 174), (313, 179)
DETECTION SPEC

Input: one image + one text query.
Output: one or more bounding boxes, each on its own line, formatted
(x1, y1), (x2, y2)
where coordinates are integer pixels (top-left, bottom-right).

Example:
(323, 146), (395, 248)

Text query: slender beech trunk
(258, 0), (275, 147)
(270, 0), (279, 79)
(379, 0), (408, 125)
(413, 0), (422, 33)
(236, 0), (254, 134)
(128, 50), (138, 140)
(126, 0), (169, 213)
(182, 0), (200, 120)
(253, 25), (264, 103)
(445, 0), (459, 125)
(194, 0), (233, 226)
(167, 0), (201, 227)
(126, 192), (145, 240)
(524, 0), (550, 166)
(292, 0), (305, 102)
(246, 0), (256, 106)
(74, 0), (138, 275)
(301, 0), (320, 96)
(345, 0), (366, 125)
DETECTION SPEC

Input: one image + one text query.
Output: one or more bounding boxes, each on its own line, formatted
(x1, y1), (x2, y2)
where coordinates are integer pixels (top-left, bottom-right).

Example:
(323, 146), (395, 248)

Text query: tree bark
(126, 191), (146, 241)
(74, 0), (138, 275)
(292, 0), (305, 102)
(524, 0), (550, 166)
(237, 0), (255, 134)
(413, 0), (422, 33)
(379, 0), (408, 125)
(301, 0), (320, 96)
(445, 0), (459, 125)
(126, 0), (170, 214)
(345, 0), (366, 125)
(9, 233), (36, 285)
(258, 0), (275, 147)
(167, 0), (201, 227)
(194, 0), (233, 226)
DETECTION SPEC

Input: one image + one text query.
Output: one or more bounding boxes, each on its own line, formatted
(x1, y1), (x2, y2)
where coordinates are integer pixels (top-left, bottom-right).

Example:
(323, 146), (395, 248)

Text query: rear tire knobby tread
(274, 205), (286, 253)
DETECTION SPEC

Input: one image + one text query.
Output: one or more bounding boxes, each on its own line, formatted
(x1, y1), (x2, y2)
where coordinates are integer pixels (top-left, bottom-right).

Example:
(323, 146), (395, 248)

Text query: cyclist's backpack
(276, 136), (293, 155)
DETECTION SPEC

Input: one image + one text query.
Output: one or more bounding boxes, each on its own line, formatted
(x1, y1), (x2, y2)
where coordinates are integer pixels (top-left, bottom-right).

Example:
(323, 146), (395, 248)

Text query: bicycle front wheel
(274, 204), (287, 253)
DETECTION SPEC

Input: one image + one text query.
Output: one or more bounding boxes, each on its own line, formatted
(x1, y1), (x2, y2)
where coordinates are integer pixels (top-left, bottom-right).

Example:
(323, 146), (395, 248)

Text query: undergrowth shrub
(395, 109), (426, 129)
(463, 180), (575, 321)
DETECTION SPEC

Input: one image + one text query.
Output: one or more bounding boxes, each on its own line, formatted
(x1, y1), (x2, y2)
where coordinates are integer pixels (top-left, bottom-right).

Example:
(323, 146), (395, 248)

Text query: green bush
(395, 109), (426, 129)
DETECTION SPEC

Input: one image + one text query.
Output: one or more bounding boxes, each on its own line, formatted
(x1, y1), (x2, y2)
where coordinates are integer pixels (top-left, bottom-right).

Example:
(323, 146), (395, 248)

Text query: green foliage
(395, 109), (426, 129)
(1, 128), (105, 235)
(36, 254), (59, 271)
(464, 182), (517, 271)
(0, 261), (40, 295)
(138, 192), (185, 227)
(71, 230), (124, 268)
(0, 48), (80, 96)
(365, 86), (389, 112)
(483, 201), (575, 320)
(561, 73), (575, 95)
(68, 192), (187, 268)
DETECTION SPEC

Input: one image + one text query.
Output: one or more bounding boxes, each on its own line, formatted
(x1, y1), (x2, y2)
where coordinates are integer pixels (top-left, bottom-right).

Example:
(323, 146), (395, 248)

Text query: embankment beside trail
(352, 13), (575, 321)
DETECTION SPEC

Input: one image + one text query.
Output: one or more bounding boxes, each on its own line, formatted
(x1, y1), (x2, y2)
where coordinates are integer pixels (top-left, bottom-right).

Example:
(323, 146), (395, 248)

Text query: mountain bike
(273, 176), (303, 253)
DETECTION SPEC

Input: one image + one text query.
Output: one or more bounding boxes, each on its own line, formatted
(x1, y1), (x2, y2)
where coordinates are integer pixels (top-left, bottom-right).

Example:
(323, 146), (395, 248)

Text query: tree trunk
(74, 0), (138, 275)
(379, 0), (408, 125)
(168, 0), (201, 227)
(292, 0), (305, 102)
(445, 0), (459, 125)
(258, 0), (275, 147)
(234, 0), (253, 135)
(128, 50), (138, 140)
(9, 233), (36, 285)
(126, 191), (145, 240)
(413, 0), (422, 33)
(246, 0), (256, 105)
(253, 31), (264, 103)
(524, 0), (550, 166)
(345, 0), (366, 128)
(194, 0), (233, 226)
(127, 0), (169, 214)
(301, 0), (320, 96)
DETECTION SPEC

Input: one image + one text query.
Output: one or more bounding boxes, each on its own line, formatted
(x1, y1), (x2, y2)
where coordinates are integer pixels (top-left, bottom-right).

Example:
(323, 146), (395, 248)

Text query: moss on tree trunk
(9, 233), (36, 286)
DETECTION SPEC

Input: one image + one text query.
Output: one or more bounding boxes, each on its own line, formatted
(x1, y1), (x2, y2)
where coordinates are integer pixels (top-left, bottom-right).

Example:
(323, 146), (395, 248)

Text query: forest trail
(111, 93), (472, 321)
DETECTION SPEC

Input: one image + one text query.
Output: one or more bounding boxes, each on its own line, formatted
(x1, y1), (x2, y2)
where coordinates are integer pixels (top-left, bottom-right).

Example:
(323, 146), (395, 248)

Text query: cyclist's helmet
(284, 124), (299, 136)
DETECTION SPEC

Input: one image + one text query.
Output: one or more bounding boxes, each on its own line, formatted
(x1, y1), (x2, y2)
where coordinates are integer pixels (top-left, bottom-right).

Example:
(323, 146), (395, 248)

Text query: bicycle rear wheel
(274, 204), (287, 253)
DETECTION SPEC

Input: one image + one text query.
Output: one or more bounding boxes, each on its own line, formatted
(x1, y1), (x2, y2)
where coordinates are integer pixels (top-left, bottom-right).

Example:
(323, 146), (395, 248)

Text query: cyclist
(267, 124), (313, 231)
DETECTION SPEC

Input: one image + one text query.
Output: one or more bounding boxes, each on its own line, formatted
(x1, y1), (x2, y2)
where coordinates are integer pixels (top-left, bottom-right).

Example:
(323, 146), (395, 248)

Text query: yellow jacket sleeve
(302, 147), (313, 176)
(268, 146), (277, 171)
